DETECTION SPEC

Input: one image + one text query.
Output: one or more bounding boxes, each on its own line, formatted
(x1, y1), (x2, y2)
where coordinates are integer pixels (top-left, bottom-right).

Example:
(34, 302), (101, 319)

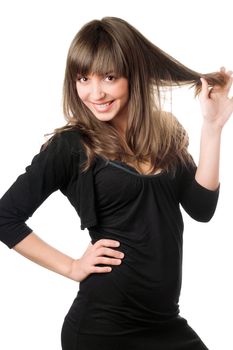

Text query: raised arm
(179, 68), (232, 222)
(195, 67), (233, 190)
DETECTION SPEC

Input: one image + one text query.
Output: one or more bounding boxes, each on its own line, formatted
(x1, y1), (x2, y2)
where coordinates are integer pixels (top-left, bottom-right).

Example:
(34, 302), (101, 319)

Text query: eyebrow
(77, 71), (117, 78)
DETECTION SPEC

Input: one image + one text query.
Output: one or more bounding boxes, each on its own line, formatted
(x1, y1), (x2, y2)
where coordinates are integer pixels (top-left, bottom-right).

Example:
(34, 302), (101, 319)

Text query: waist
(79, 264), (181, 314)
(66, 270), (180, 335)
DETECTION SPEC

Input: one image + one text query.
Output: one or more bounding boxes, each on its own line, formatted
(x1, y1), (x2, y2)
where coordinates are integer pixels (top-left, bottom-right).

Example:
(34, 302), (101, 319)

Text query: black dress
(62, 156), (218, 349)
(0, 131), (219, 349)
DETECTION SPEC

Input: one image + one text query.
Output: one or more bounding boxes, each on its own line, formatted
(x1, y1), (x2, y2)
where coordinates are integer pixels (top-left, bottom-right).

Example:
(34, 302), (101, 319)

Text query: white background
(0, 1), (232, 349)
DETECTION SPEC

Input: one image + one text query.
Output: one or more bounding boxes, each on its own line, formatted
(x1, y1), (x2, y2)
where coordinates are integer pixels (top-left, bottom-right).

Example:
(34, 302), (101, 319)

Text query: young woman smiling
(0, 17), (232, 350)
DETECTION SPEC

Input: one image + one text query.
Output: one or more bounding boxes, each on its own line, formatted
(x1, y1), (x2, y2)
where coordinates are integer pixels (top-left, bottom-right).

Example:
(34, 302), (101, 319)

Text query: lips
(91, 100), (114, 112)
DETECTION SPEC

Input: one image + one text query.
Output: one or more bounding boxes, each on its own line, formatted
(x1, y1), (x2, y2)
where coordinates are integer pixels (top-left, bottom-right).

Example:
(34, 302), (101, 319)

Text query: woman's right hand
(70, 239), (124, 282)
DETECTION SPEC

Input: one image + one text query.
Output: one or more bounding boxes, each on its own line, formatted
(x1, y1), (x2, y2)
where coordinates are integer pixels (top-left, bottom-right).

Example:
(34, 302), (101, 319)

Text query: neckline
(107, 160), (165, 178)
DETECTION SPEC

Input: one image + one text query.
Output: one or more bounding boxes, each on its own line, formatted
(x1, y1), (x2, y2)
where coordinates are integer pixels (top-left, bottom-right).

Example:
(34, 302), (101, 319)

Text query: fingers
(77, 239), (125, 281)
(225, 75), (233, 95)
(200, 77), (210, 99)
(220, 66), (233, 76)
(94, 239), (120, 248)
(91, 239), (124, 273)
(95, 256), (123, 265)
(220, 66), (226, 74)
(91, 266), (112, 273)
(220, 66), (233, 94)
(96, 246), (124, 258)
(200, 67), (233, 101)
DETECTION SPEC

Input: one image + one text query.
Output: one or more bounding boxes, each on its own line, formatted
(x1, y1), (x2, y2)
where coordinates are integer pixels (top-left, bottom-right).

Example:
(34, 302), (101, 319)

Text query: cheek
(119, 88), (129, 104)
(118, 81), (129, 100)
(76, 84), (87, 102)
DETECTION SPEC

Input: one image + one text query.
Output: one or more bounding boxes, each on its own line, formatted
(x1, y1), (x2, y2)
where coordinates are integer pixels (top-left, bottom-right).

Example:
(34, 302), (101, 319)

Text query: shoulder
(42, 128), (84, 155)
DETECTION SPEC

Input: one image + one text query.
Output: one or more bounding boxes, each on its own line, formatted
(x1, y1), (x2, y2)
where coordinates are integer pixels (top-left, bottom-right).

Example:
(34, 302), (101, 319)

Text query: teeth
(98, 102), (111, 107)
(99, 102), (110, 108)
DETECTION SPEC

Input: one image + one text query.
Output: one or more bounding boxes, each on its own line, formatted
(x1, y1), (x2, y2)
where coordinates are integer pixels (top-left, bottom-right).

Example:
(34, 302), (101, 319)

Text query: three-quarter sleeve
(178, 161), (220, 222)
(0, 133), (74, 248)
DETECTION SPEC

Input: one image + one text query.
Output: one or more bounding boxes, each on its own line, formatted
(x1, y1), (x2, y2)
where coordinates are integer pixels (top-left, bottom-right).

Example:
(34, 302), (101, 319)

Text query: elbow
(193, 215), (213, 223)
(181, 179), (220, 223)
(188, 207), (217, 223)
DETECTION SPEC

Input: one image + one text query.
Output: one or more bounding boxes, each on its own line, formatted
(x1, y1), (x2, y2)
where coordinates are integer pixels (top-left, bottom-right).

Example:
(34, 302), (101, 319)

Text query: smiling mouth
(91, 100), (114, 112)
(93, 101), (113, 107)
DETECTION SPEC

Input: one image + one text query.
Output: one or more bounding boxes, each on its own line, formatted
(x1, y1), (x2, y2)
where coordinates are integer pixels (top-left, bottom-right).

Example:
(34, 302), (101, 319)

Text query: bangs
(70, 26), (128, 79)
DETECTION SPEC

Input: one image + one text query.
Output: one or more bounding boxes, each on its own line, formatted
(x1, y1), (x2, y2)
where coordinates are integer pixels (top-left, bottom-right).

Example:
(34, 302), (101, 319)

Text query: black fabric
(0, 130), (219, 348)
(61, 316), (209, 350)
(0, 130), (99, 248)
(63, 156), (218, 341)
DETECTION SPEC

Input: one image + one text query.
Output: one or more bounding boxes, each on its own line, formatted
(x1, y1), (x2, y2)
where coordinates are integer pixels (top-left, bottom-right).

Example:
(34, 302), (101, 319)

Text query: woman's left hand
(199, 67), (233, 130)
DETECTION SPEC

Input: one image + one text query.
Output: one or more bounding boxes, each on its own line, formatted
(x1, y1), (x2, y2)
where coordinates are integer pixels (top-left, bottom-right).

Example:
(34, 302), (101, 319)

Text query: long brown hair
(54, 17), (228, 174)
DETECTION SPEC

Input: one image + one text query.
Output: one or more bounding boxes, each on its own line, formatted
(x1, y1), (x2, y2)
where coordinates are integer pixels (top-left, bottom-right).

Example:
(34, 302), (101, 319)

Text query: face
(76, 72), (129, 131)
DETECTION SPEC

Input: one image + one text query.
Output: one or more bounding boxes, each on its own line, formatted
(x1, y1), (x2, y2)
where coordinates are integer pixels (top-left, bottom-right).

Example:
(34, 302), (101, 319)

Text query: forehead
(78, 70), (116, 77)
(69, 23), (130, 81)
(74, 43), (127, 78)
(76, 55), (124, 77)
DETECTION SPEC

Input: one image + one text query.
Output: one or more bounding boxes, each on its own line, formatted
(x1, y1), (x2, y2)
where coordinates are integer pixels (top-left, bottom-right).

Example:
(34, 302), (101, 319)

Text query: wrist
(68, 258), (83, 282)
(201, 120), (223, 137)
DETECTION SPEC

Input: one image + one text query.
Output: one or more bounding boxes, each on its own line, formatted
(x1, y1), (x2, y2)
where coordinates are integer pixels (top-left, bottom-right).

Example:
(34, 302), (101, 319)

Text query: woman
(0, 17), (232, 350)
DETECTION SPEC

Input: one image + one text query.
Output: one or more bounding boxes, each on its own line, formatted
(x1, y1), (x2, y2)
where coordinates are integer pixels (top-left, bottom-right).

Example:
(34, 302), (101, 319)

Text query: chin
(93, 112), (117, 122)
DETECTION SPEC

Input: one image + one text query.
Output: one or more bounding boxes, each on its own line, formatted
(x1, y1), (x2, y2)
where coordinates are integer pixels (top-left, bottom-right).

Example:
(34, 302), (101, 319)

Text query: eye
(77, 76), (88, 83)
(105, 74), (116, 82)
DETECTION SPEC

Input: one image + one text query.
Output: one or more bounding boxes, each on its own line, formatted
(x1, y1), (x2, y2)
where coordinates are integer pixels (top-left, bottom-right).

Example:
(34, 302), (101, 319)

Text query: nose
(90, 81), (106, 100)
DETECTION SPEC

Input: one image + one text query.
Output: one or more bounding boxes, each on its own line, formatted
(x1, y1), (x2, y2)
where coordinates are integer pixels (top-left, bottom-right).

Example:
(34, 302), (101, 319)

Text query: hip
(65, 271), (181, 335)
(61, 315), (209, 350)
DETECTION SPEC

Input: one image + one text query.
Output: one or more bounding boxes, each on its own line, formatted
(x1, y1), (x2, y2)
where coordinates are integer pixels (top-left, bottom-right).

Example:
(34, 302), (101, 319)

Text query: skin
(76, 72), (129, 136)
(13, 68), (233, 283)
(196, 67), (233, 190)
